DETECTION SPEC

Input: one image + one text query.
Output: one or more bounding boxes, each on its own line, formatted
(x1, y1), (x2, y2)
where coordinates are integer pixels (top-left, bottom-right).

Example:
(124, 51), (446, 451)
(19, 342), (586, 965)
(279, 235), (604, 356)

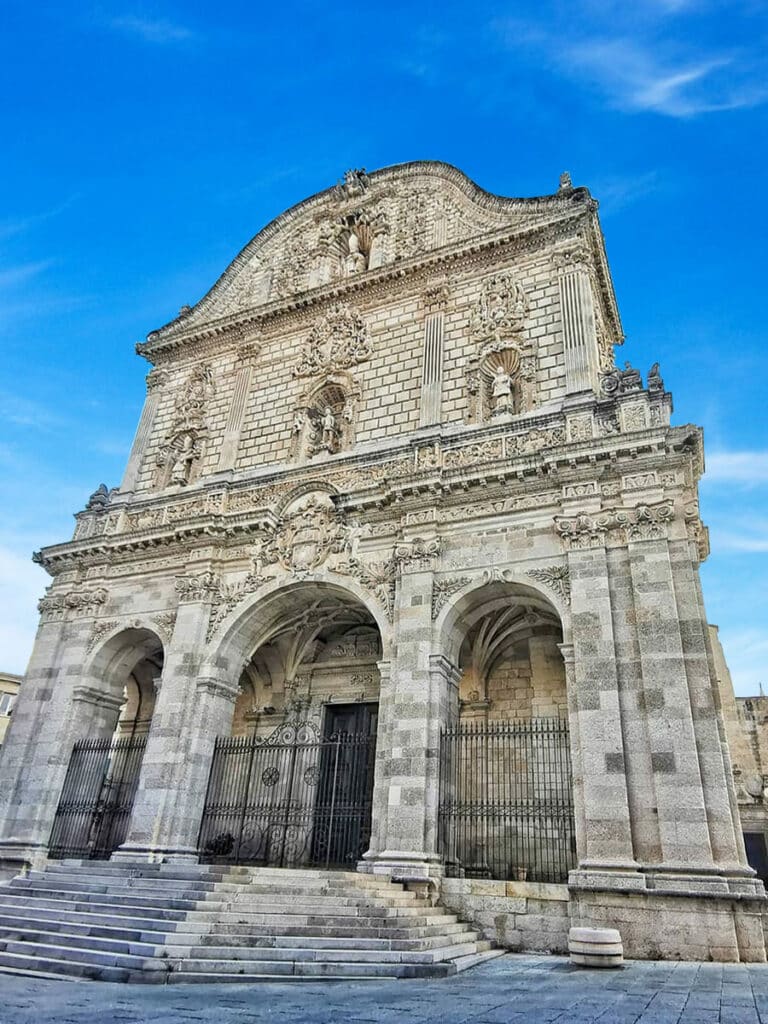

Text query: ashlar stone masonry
(0, 162), (763, 962)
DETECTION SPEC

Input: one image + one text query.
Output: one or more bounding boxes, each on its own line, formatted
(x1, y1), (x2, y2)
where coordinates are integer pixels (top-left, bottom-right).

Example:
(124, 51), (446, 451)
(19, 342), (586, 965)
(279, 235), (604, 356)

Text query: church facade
(0, 161), (764, 962)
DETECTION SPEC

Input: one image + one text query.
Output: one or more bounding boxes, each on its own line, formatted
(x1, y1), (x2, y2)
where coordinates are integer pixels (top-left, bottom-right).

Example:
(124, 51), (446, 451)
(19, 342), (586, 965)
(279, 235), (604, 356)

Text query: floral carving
(526, 566), (571, 604)
(394, 536), (442, 571)
(555, 501), (674, 549)
(337, 557), (397, 623)
(432, 576), (472, 619)
(38, 587), (109, 620)
(294, 304), (372, 379)
(175, 572), (221, 601)
(470, 272), (528, 343)
(87, 619), (119, 652)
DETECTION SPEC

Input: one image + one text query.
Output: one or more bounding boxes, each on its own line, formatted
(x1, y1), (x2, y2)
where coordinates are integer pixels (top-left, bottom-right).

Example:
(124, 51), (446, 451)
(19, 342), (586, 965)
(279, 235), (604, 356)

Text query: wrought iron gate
(198, 722), (376, 869)
(48, 735), (147, 860)
(438, 718), (576, 883)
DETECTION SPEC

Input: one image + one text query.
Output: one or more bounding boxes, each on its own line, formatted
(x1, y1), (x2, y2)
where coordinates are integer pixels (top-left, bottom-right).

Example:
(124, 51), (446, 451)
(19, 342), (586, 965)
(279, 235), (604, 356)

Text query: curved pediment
(149, 162), (593, 342)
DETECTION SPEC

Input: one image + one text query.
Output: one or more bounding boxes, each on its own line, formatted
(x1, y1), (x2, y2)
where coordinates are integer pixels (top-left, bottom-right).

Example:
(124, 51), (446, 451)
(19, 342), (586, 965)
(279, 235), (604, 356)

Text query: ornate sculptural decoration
(600, 361), (643, 397)
(332, 168), (371, 201)
(344, 232), (367, 276)
(647, 362), (665, 393)
(169, 433), (197, 486)
(471, 272), (528, 344)
(294, 303), (373, 379)
(320, 407), (338, 452)
(155, 364), (214, 488)
(491, 365), (514, 416)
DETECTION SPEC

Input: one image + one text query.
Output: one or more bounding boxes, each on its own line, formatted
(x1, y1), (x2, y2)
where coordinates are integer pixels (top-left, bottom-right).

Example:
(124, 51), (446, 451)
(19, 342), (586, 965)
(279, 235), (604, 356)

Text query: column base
(0, 840), (50, 879)
(358, 849), (445, 881)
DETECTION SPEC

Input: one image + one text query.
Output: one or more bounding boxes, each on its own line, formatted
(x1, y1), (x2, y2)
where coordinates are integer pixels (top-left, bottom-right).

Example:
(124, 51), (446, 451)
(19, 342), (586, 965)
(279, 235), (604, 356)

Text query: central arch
(199, 574), (389, 870)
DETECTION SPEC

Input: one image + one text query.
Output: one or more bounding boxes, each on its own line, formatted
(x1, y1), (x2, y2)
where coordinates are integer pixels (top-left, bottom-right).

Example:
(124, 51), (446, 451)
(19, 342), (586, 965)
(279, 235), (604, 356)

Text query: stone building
(0, 673), (21, 747)
(0, 161), (764, 965)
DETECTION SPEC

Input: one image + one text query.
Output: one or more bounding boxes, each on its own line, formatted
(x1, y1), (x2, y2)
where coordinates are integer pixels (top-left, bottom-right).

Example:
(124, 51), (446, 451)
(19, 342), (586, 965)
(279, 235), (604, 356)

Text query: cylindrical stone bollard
(568, 926), (624, 967)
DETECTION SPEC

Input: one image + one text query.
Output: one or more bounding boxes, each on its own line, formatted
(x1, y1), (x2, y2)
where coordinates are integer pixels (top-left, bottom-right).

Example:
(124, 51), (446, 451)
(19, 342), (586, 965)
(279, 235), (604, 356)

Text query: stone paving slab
(3, 954), (768, 1024)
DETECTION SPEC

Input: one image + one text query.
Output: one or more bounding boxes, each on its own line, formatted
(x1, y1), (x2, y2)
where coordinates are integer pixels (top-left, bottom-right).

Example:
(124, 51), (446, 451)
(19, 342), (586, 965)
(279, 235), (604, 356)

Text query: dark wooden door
(311, 703), (378, 868)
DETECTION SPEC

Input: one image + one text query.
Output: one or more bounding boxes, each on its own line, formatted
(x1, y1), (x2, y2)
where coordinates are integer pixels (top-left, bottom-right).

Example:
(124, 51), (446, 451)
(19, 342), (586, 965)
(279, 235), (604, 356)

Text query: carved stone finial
(333, 168), (371, 201)
(86, 483), (110, 511)
(559, 171), (573, 192)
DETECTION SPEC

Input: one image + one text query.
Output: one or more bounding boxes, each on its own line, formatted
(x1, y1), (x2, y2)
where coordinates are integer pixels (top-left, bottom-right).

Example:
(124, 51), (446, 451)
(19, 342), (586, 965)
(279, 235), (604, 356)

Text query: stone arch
(435, 570), (571, 664)
(435, 573), (570, 724)
(203, 571), (393, 682)
(81, 626), (165, 739)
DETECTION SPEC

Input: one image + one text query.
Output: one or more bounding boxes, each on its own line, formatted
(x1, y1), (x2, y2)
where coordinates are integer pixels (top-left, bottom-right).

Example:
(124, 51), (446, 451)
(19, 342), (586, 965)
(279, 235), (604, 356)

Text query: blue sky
(1, 1), (766, 691)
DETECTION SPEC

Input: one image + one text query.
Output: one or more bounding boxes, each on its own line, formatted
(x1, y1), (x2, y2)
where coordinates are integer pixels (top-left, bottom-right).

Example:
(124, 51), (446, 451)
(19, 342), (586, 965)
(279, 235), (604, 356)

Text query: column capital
(428, 653), (461, 689)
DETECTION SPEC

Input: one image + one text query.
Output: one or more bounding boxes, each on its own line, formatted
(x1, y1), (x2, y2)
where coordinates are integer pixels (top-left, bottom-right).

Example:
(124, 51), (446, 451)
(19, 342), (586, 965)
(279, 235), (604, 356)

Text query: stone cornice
(34, 420), (701, 577)
(138, 207), (608, 365)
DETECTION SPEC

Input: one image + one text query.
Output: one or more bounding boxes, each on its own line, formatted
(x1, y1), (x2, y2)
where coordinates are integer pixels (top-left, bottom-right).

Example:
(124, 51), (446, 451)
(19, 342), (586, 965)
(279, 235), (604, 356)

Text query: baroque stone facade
(0, 161), (763, 962)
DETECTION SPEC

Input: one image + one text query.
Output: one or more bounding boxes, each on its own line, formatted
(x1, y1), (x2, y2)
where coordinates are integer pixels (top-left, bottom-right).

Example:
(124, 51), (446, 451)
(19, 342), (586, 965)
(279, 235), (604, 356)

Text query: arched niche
(291, 372), (361, 461)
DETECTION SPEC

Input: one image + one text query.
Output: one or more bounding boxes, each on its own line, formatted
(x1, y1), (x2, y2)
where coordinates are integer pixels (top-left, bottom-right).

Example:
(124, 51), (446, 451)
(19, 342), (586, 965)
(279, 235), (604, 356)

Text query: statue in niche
(491, 365), (514, 416)
(321, 407), (338, 451)
(292, 411), (305, 436)
(170, 433), (197, 486)
(344, 233), (367, 276)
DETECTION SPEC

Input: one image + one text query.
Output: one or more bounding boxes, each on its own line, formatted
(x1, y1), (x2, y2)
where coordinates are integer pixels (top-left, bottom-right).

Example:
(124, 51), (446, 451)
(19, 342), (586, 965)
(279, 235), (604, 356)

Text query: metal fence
(48, 735), (147, 860)
(438, 718), (576, 883)
(198, 724), (376, 869)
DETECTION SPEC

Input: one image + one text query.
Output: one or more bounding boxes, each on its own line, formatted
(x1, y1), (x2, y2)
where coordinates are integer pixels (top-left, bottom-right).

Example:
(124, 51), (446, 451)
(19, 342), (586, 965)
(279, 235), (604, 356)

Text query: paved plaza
(4, 954), (768, 1024)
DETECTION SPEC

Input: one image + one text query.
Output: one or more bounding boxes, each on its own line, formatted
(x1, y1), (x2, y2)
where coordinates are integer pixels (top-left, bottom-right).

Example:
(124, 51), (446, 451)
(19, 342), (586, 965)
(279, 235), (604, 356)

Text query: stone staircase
(0, 861), (503, 982)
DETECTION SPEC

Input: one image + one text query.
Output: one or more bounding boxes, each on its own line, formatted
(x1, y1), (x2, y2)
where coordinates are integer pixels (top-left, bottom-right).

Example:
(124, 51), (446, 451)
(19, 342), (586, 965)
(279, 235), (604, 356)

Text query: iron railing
(198, 725), (376, 869)
(438, 718), (576, 883)
(48, 735), (147, 860)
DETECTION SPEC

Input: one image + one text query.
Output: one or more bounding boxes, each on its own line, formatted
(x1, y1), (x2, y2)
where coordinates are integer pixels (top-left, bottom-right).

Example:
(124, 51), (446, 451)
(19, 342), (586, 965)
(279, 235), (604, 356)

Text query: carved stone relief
(155, 364), (215, 489)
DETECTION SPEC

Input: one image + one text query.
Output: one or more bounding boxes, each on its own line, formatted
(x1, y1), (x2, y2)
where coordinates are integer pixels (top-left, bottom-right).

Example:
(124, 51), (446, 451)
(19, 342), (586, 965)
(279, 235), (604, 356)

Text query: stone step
(5, 883), (210, 911)
(192, 931), (481, 952)
(167, 940), (488, 965)
(0, 949), (134, 982)
(189, 910), (458, 929)
(9, 881), (420, 913)
(170, 958), (457, 979)
(449, 949), (508, 973)
(200, 920), (474, 940)
(0, 912), (172, 944)
(23, 873), (420, 903)
(0, 925), (160, 957)
(0, 893), (188, 921)
(0, 907), (184, 936)
(21, 873), (225, 895)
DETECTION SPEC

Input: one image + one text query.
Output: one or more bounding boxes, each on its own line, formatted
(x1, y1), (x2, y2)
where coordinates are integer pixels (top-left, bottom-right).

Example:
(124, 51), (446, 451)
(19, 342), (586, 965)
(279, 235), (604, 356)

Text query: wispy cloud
(495, 8), (767, 118)
(704, 451), (768, 485)
(0, 260), (54, 290)
(717, 627), (768, 696)
(107, 14), (196, 44)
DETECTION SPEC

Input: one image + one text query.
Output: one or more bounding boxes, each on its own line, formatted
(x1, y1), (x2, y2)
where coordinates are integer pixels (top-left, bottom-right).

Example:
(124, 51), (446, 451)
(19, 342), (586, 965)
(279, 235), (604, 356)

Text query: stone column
(418, 283), (449, 428)
(362, 554), (460, 880)
(624, 532), (717, 877)
(0, 615), (110, 871)
(120, 369), (165, 493)
(114, 591), (239, 861)
(556, 248), (600, 395)
(365, 660), (392, 861)
(566, 543), (641, 886)
(668, 536), (753, 882)
(217, 341), (260, 472)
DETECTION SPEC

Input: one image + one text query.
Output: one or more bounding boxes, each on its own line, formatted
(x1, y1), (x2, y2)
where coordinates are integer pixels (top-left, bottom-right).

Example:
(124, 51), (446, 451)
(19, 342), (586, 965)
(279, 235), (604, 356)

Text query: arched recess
(48, 626), (165, 860)
(434, 577), (576, 883)
(291, 371), (361, 461)
(198, 575), (390, 869)
(80, 626), (165, 739)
